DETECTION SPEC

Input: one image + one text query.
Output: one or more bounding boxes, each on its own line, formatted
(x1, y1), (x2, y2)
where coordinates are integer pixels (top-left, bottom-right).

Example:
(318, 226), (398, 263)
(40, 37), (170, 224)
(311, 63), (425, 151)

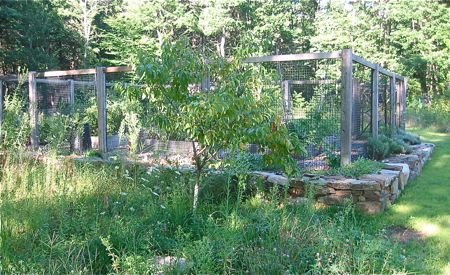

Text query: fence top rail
(351, 53), (404, 80)
(243, 50), (405, 81)
(35, 66), (133, 77)
(243, 51), (342, 63)
(0, 66), (133, 80)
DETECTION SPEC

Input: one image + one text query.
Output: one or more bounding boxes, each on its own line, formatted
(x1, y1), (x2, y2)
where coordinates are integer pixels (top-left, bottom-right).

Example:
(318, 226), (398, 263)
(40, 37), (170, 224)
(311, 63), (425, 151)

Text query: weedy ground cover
(0, 152), (406, 274)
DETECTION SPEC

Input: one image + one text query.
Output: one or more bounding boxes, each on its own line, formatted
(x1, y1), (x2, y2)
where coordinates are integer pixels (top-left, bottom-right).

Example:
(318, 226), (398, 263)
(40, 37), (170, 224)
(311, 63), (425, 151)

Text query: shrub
(366, 134), (414, 161)
(396, 129), (421, 145)
(0, 94), (30, 150)
(366, 137), (390, 160)
(330, 158), (384, 178)
(325, 149), (341, 169)
(39, 113), (74, 153)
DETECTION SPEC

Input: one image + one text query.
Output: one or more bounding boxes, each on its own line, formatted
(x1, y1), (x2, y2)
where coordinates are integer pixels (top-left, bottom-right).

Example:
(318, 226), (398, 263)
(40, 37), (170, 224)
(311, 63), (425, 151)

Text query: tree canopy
(1, 0), (449, 98)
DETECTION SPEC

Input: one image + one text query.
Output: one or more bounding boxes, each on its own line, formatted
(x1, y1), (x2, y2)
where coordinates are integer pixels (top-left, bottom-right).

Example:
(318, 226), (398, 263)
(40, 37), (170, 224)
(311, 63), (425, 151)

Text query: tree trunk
(193, 170), (201, 211)
(218, 28), (225, 57)
(191, 141), (204, 211)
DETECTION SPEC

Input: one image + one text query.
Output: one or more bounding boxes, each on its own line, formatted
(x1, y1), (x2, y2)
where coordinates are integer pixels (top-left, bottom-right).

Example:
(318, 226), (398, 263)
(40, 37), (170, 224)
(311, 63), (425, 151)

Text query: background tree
(0, 0), (83, 74)
(312, 0), (450, 100)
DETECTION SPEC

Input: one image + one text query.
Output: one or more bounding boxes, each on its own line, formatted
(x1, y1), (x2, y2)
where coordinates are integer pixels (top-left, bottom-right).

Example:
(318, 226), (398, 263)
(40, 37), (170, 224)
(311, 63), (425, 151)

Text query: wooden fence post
(28, 72), (39, 148)
(341, 49), (353, 166)
(68, 79), (75, 112)
(95, 67), (107, 157)
(389, 75), (396, 129)
(371, 65), (379, 138)
(201, 70), (210, 92)
(283, 80), (291, 120)
(401, 78), (408, 130)
(0, 80), (3, 143)
(396, 79), (402, 128)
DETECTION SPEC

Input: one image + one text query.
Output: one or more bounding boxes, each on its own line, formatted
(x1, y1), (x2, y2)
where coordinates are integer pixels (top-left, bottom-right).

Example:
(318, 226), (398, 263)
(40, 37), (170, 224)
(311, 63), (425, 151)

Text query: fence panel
(246, 56), (343, 170)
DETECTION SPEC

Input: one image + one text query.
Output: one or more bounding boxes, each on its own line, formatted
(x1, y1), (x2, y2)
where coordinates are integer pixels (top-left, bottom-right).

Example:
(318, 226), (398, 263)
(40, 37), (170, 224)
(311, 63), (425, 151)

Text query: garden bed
(253, 143), (435, 214)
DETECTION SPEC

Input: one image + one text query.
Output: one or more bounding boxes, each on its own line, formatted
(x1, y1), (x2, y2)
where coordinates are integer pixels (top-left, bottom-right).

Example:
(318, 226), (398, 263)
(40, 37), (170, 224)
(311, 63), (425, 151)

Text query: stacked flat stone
(252, 143), (434, 214)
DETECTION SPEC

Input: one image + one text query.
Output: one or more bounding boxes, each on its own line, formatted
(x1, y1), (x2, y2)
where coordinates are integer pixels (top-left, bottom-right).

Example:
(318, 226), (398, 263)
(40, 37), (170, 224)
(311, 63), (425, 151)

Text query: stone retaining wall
(253, 143), (435, 214)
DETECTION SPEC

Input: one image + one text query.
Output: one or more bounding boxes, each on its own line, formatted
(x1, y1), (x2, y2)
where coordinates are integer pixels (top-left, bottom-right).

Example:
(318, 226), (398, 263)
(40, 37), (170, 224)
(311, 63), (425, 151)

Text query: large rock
(267, 174), (289, 187)
(326, 178), (353, 190)
(383, 163), (410, 190)
(355, 201), (385, 214)
(350, 178), (382, 191)
(383, 154), (420, 171)
(318, 193), (352, 205)
(363, 190), (382, 201)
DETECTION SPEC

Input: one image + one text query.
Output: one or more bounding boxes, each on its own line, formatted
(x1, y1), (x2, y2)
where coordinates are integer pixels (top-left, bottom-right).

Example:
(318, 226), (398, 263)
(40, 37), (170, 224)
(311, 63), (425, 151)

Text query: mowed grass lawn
(373, 129), (450, 274)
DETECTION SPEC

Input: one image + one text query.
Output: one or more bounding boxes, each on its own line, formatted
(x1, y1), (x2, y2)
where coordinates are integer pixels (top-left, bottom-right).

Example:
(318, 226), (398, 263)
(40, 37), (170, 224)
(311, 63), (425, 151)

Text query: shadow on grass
(375, 129), (450, 273)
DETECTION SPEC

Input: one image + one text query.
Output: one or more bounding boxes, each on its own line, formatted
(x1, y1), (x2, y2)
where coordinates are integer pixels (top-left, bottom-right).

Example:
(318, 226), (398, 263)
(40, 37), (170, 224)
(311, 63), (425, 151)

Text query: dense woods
(1, 0), (449, 99)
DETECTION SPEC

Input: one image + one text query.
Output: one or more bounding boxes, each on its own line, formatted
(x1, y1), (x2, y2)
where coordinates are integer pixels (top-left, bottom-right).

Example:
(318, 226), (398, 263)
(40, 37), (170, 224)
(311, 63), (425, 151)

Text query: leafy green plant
(39, 113), (74, 153)
(367, 133), (415, 161)
(329, 158), (384, 178)
(288, 88), (340, 150)
(85, 150), (102, 157)
(396, 129), (421, 145)
(130, 39), (303, 210)
(0, 93), (30, 150)
(325, 149), (341, 169)
(366, 137), (390, 161)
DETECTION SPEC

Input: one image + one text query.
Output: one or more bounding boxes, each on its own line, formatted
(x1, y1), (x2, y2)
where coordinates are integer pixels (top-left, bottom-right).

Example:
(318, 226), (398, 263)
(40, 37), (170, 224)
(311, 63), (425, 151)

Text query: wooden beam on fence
(352, 54), (405, 81)
(36, 68), (96, 78)
(68, 79), (75, 112)
(289, 79), (338, 85)
(34, 66), (132, 78)
(341, 49), (353, 166)
(283, 80), (291, 120)
(201, 63), (210, 92)
(243, 51), (342, 63)
(0, 80), (3, 143)
(389, 75), (396, 129)
(352, 54), (377, 70)
(35, 79), (69, 85)
(95, 67), (107, 157)
(28, 72), (39, 148)
(401, 78), (408, 130)
(371, 65), (379, 138)
(103, 66), (133, 73)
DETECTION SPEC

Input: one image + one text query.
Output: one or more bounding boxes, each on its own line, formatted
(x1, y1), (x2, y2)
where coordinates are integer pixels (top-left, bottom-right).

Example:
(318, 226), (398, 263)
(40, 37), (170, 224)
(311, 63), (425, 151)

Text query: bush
(325, 149), (341, 169)
(330, 158), (384, 178)
(1, 94), (30, 150)
(366, 134), (415, 161)
(366, 137), (390, 160)
(396, 129), (421, 145)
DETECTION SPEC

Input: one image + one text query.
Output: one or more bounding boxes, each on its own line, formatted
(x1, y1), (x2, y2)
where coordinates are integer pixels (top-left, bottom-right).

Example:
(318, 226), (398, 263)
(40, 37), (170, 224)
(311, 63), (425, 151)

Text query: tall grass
(0, 152), (408, 274)
(407, 97), (450, 133)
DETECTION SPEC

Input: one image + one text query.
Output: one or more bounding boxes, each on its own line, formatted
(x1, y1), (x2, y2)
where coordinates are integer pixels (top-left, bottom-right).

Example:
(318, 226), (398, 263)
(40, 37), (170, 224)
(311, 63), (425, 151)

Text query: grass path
(374, 129), (450, 274)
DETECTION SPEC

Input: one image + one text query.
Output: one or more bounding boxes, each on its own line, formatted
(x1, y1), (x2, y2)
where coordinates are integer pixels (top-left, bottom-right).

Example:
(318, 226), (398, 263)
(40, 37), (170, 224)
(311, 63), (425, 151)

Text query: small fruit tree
(130, 39), (302, 210)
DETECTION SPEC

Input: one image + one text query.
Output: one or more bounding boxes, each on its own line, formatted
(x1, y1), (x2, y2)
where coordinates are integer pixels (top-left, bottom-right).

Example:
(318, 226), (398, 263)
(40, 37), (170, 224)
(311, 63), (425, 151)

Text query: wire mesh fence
(245, 57), (342, 170)
(244, 51), (407, 170)
(0, 50), (407, 170)
(34, 74), (97, 153)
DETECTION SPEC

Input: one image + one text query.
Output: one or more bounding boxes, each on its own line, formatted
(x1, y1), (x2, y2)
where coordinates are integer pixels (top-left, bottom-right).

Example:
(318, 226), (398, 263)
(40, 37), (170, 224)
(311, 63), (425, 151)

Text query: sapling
(130, 39), (302, 210)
